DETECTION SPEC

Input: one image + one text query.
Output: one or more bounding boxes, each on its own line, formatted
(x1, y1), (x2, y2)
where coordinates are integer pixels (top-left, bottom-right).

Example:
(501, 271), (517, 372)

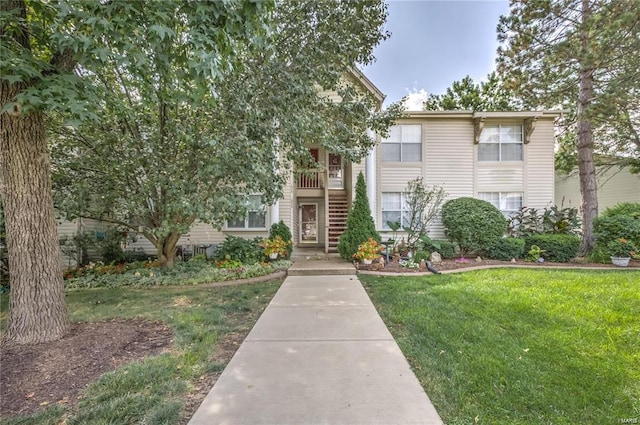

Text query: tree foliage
(50, 0), (401, 267)
(497, 0), (640, 252)
(338, 172), (380, 260)
(423, 72), (520, 111)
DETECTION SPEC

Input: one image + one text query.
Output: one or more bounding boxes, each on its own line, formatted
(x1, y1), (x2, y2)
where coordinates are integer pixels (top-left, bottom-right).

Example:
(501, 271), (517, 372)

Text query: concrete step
(287, 259), (356, 276)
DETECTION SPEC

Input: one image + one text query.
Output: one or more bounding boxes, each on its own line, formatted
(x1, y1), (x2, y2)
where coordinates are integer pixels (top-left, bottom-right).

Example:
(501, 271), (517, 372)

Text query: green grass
(1, 280), (281, 425)
(361, 269), (640, 425)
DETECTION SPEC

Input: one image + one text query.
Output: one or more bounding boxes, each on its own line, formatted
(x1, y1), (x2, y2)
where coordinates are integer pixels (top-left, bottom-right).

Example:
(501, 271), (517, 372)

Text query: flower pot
(269, 252), (278, 260)
(362, 258), (372, 265)
(611, 256), (630, 267)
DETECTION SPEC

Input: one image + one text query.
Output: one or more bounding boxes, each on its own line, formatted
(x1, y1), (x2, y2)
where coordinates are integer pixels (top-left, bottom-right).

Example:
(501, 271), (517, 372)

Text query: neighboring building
(58, 73), (562, 258)
(555, 164), (640, 212)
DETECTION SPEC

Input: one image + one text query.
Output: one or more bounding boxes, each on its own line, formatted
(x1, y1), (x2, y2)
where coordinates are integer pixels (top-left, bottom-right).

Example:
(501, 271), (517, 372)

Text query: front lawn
(361, 269), (640, 425)
(0, 280), (282, 424)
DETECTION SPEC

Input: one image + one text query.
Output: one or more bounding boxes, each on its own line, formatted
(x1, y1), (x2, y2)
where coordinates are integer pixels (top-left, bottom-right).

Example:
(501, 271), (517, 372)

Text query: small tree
(403, 178), (447, 249)
(338, 172), (379, 260)
(441, 197), (507, 257)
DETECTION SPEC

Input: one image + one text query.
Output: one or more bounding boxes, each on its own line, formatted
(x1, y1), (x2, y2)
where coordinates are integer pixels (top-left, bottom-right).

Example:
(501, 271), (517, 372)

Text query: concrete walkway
(189, 273), (443, 425)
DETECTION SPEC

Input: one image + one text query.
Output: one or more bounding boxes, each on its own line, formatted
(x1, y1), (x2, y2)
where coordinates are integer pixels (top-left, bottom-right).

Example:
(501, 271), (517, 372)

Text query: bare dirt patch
(0, 317), (173, 419)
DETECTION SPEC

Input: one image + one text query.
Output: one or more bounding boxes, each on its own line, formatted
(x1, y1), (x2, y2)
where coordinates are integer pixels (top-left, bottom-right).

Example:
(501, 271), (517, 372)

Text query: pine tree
(338, 172), (380, 260)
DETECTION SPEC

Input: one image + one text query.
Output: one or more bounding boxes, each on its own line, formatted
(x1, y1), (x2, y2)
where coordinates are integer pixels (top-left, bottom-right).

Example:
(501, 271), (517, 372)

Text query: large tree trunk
(0, 82), (70, 344)
(155, 231), (181, 268)
(577, 0), (598, 254)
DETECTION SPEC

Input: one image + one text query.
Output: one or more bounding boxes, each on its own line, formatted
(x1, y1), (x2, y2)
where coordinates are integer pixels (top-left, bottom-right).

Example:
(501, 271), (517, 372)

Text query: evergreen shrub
(337, 172), (380, 260)
(486, 237), (525, 261)
(441, 197), (507, 256)
(523, 234), (580, 263)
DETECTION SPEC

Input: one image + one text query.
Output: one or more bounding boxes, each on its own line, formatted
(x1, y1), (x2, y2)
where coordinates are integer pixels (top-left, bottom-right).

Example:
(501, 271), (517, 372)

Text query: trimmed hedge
(593, 215), (640, 246)
(523, 234), (580, 263)
(441, 197), (507, 256)
(485, 238), (525, 261)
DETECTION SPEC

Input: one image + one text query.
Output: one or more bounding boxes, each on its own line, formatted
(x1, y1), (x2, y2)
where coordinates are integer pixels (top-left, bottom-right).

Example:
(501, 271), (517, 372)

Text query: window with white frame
(382, 192), (410, 229)
(478, 192), (523, 217)
(478, 125), (523, 161)
(227, 195), (266, 229)
(381, 124), (422, 162)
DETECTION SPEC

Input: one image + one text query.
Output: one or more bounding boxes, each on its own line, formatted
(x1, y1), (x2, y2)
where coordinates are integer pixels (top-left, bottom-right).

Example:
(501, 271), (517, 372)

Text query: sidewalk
(188, 273), (443, 425)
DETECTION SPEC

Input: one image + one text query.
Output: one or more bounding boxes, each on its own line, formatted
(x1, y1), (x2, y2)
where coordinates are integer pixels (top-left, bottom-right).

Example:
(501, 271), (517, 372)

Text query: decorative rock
(419, 259), (427, 269)
(430, 252), (442, 265)
(475, 256), (482, 263)
(511, 258), (516, 263)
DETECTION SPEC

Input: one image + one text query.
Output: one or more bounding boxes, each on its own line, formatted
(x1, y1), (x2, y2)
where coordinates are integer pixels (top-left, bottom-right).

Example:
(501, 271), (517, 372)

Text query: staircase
(327, 191), (349, 252)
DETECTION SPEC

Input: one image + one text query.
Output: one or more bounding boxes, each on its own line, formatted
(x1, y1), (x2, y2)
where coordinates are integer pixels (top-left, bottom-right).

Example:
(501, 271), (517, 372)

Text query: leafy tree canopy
(423, 72), (521, 112)
(497, 0), (640, 171)
(42, 0), (401, 265)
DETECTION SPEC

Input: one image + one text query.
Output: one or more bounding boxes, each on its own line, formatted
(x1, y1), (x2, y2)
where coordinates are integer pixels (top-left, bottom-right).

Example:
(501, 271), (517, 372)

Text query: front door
(328, 154), (343, 189)
(299, 203), (318, 243)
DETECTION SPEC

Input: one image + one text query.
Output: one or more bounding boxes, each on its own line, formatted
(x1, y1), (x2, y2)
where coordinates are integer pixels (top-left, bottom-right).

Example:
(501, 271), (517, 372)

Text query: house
(58, 71), (562, 259)
(555, 164), (640, 212)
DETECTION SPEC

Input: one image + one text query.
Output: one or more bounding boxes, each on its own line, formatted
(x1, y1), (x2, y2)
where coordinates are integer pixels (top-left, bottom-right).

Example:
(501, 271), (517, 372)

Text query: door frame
(299, 203), (319, 244)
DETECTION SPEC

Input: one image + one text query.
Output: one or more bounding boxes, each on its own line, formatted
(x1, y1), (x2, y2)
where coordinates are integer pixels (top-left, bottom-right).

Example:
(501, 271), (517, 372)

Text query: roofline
(401, 110), (565, 119)
(348, 67), (385, 106)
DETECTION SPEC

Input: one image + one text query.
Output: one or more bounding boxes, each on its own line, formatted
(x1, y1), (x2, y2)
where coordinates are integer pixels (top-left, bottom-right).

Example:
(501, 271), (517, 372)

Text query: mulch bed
(357, 256), (640, 273)
(0, 318), (173, 419)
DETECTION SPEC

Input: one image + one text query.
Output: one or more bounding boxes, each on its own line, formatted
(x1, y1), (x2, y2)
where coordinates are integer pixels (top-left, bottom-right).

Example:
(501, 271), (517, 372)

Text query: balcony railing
(296, 170), (322, 189)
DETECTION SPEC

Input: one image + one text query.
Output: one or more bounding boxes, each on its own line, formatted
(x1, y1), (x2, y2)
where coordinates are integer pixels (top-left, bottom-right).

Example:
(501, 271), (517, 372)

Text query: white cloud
(402, 87), (428, 111)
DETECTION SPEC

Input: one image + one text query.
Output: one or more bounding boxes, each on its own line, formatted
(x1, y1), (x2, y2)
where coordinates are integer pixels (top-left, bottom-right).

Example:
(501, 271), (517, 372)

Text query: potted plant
(261, 236), (289, 260)
(352, 238), (381, 264)
(607, 238), (638, 267)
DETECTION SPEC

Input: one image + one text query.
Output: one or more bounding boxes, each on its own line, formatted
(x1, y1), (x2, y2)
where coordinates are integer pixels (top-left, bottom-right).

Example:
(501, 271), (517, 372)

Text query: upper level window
(227, 195), (266, 229)
(478, 125), (523, 161)
(382, 124), (422, 162)
(478, 192), (523, 218)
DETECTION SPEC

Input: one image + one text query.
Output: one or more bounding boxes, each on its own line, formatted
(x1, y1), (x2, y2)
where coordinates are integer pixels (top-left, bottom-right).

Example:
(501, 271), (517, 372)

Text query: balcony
(296, 170), (323, 189)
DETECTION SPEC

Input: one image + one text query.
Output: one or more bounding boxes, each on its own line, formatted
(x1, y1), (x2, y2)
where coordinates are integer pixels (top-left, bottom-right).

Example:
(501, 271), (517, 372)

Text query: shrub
(214, 235), (263, 264)
(337, 172), (380, 260)
(97, 228), (129, 264)
(418, 236), (456, 259)
(441, 197), (507, 256)
(268, 221), (293, 259)
(523, 234), (580, 263)
(593, 215), (640, 245)
(601, 202), (640, 219)
(485, 238), (525, 261)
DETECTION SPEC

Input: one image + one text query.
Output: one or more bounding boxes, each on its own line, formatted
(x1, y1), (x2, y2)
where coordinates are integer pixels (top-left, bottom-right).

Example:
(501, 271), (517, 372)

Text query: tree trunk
(0, 82), (70, 344)
(577, 0), (598, 254)
(156, 231), (181, 267)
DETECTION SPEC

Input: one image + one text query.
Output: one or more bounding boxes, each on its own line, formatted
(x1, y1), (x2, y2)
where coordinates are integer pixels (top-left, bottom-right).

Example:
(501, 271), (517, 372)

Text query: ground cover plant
(361, 269), (640, 424)
(0, 280), (282, 424)
(62, 258), (289, 289)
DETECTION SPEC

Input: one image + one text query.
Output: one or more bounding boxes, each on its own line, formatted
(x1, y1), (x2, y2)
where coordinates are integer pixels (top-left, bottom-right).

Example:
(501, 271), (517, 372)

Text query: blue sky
(362, 0), (511, 108)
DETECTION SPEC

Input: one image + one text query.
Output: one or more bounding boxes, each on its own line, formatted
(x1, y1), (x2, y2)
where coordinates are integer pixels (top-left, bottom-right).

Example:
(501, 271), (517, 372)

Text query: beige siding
(379, 167), (422, 191)
(524, 119), (556, 208)
(424, 120), (475, 238)
(555, 165), (640, 211)
(476, 165), (524, 192)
